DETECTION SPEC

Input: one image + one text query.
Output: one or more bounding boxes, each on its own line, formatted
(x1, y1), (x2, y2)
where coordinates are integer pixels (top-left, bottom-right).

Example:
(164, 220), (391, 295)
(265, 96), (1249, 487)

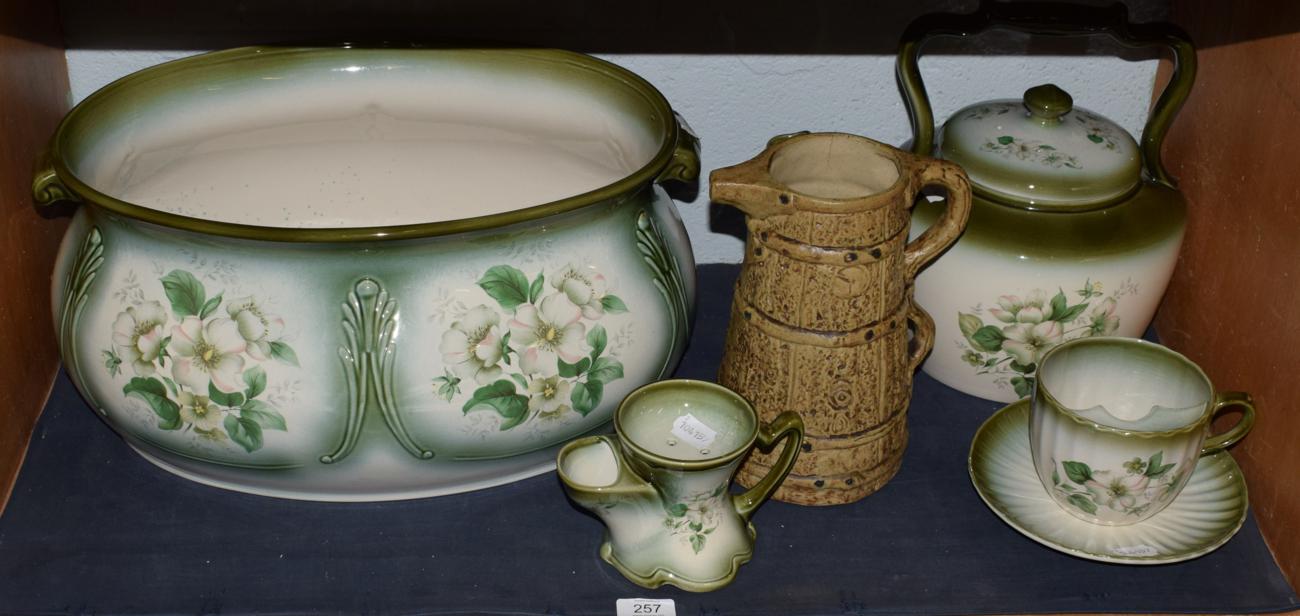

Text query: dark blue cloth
(1, 264), (1296, 615)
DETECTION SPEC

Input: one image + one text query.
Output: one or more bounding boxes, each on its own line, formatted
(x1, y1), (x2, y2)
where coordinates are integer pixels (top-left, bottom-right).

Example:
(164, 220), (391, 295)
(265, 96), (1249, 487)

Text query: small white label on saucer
(617, 598), (676, 616)
(671, 414), (717, 450)
(1112, 544), (1160, 557)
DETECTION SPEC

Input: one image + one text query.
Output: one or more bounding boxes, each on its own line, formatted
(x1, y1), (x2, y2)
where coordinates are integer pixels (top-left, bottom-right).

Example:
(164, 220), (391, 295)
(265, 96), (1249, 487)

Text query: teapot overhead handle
(896, 0), (1196, 188)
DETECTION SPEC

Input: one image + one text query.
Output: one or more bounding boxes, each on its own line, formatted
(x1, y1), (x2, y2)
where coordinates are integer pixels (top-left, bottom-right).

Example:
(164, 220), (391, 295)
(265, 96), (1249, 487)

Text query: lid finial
(1024, 84), (1073, 123)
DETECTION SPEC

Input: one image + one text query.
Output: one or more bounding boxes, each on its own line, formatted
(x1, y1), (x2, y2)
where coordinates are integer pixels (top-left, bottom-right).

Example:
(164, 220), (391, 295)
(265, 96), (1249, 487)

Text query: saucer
(969, 399), (1249, 564)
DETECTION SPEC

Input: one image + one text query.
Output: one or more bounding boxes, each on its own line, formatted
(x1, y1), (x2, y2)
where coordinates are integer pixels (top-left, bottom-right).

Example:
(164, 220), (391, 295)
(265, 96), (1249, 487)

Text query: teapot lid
(938, 84), (1141, 210)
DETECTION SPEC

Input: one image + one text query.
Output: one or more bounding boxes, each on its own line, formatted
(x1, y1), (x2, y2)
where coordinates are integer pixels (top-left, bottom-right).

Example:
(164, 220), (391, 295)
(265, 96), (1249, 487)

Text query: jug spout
(557, 436), (660, 514)
(709, 156), (790, 220)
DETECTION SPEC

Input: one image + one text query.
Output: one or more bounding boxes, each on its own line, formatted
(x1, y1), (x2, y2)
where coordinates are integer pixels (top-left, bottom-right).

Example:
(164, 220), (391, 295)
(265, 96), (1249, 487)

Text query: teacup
(1029, 337), (1255, 526)
(557, 380), (803, 592)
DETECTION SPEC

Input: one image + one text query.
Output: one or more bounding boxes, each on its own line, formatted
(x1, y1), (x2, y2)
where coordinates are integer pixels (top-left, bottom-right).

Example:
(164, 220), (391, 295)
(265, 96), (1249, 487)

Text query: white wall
(66, 50), (1156, 263)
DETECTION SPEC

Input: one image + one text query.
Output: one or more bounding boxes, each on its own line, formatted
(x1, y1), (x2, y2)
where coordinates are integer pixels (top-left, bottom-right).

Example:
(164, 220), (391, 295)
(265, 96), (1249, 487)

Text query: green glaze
(938, 88), (1141, 210)
(897, 2), (1196, 189)
(899, 2), (1195, 216)
(1030, 337), (1256, 525)
(324, 278), (434, 464)
(1202, 391), (1257, 454)
(1036, 337), (1254, 439)
(34, 46), (697, 243)
(899, 2), (1195, 254)
(1023, 84), (1073, 120)
(970, 399), (1249, 564)
(40, 46), (701, 499)
(635, 210), (691, 377)
(912, 181), (1184, 260)
(60, 226), (105, 413)
(560, 379), (804, 591)
(901, 3), (1197, 404)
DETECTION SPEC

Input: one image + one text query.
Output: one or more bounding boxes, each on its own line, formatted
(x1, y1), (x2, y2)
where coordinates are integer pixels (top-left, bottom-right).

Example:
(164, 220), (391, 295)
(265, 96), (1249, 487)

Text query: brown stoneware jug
(711, 132), (971, 505)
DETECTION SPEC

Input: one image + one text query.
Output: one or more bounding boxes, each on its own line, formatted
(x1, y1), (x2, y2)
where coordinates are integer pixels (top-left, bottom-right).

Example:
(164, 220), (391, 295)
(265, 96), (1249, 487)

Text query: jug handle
(655, 112), (702, 186)
(896, 0), (1196, 189)
(734, 411), (805, 522)
(906, 297), (936, 372)
(1200, 392), (1256, 456)
(903, 159), (972, 281)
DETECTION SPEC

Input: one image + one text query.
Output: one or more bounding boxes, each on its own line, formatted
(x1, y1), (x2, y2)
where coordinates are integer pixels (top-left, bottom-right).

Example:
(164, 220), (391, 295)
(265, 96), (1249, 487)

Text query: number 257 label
(616, 598), (676, 616)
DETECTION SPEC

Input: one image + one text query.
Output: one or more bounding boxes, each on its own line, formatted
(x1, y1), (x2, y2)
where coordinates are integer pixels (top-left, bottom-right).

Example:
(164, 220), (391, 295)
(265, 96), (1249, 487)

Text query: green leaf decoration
(528, 272), (544, 304)
(587, 357), (624, 385)
(587, 325), (607, 360)
(500, 332), (512, 366)
(1063, 460), (1093, 484)
(1011, 376), (1034, 399)
(1049, 290), (1068, 321)
(1008, 360), (1036, 374)
(667, 503), (688, 517)
(161, 376), (179, 397)
(1068, 493), (1099, 515)
(1054, 303), (1089, 324)
(558, 357), (589, 378)
(102, 349), (123, 378)
(689, 534), (705, 554)
(199, 292), (223, 320)
(997, 135), (1015, 145)
(570, 380), (603, 416)
(240, 399), (287, 431)
(1038, 144), (1056, 151)
(436, 380), (460, 402)
(160, 270), (206, 318)
(509, 373), (528, 389)
(1088, 133), (1105, 144)
(224, 414), (264, 452)
(689, 521), (703, 532)
(1146, 451), (1175, 477)
(243, 365), (267, 399)
(269, 341), (299, 367)
(461, 380), (530, 430)
(208, 381), (245, 408)
(711, 484), (726, 497)
(970, 326), (1005, 353)
(1052, 468), (1062, 486)
(600, 294), (629, 314)
(123, 377), (180, 430)
(958, 312), (983, 339)
(983, 357), (1000, 367)
(476, 265), (531, 311)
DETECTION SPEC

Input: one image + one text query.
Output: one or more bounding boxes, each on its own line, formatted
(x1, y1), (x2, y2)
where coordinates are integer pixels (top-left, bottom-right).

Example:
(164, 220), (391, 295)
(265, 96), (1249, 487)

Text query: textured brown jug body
(711, 133), (970, 505)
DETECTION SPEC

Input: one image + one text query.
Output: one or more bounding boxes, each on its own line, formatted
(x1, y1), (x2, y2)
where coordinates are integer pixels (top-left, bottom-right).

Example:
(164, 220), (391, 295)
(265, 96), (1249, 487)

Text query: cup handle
(906, 298), (935, 372)
(734, 411), (805, 522)
(903, 159), (972, 281)
(1201, 391), (1256, 456)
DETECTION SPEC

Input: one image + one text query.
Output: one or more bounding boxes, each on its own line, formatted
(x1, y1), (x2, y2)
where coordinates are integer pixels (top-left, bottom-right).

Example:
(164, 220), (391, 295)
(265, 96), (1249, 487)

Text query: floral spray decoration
(436, 264), (629, 430)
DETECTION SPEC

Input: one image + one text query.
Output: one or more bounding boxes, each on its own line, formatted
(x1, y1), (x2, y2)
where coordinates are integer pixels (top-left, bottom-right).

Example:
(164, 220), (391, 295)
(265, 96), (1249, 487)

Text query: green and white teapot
(897, 2), (1196, 402)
